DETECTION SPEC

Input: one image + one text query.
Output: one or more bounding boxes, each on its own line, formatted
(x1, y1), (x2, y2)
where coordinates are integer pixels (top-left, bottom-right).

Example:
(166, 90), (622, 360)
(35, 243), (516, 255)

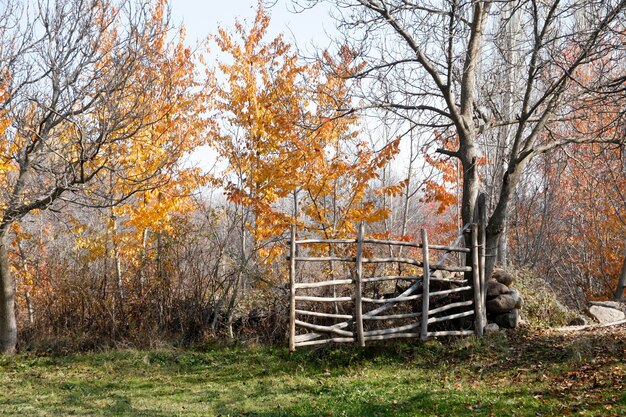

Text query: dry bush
(512, 268), (575, 327)
(14, 209), (290, 352)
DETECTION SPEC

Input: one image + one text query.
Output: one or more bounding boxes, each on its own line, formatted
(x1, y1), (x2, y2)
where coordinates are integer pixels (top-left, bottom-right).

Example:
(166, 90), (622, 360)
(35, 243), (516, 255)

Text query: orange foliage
(511, 38), (625, 297)
(6, 0), (208, 301)
(211, 5), (401, 259)
(419, 132), (462, 241)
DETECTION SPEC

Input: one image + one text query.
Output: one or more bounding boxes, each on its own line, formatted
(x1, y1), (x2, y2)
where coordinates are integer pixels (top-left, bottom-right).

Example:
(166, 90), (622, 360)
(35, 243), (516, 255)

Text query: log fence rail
(288, 222), (486, 351)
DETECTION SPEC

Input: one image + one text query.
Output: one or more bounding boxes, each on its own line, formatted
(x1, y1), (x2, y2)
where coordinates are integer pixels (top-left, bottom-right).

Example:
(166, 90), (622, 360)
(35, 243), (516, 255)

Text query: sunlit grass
(1, 330), (625, 416)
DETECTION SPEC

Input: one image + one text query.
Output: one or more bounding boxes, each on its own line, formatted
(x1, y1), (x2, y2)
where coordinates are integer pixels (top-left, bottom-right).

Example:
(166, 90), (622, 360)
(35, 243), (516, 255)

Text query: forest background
(0, 0), (624, 355)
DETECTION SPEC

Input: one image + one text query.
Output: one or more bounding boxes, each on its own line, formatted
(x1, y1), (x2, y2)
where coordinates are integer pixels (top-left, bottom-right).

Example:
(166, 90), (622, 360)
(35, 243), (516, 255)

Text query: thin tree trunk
(138, 227), (149, 294)
(18, 243), (34, 324)
(226, 203), (248, 339)
(613, 244), (626, 301)
(492, 3), (519, 271)
(24, 291), (34, 324)
(225, 272), (241, 340)
(114, 247), (124, 303)
(398, 131), (415, 266)
(111, 213), (124, 325)
(461, 152), (480, 286)
(485, 156), (531, 280)
(497, 225), (508, 268)
(0, 233), (17, 354)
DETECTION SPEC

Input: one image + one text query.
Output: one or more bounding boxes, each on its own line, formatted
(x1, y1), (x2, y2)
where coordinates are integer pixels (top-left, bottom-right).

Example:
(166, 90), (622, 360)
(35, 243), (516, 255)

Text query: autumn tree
(209, 6), (403, 329)
(296, 0), (626, 279)
(0, 0), (203, 354)
(211, 6), (400, 248)
(508, 48), (626, 304)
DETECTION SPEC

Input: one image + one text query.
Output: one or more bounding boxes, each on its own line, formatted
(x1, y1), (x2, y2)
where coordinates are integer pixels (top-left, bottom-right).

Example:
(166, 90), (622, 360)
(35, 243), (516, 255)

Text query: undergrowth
(509, 268), (575, 326)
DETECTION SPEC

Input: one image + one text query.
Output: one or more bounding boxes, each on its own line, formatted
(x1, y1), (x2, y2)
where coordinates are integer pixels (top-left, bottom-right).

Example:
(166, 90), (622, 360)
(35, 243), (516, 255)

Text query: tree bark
(0, 233), (17, 354)
(613, 244), (626, 301)
(497, 225), (508, 268)
(461, 153), (479, 285)
(460, 152), (479, 231)
(483, 155), (531, 280)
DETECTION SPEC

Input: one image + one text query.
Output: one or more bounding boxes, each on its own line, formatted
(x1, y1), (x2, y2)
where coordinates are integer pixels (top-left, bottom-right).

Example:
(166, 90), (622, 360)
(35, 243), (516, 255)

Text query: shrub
(510, 268), (575, 326)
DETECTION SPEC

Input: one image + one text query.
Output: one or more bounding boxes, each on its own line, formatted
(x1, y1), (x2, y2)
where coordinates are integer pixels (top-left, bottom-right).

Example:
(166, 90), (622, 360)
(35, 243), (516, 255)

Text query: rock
(484, 323), (500, 334)
(491, 269), (513, 286)
(486, 280), (509, 299)
(494, 309), (519, 329)
(508, 287), (524, 309)
(486, 294), (517, 314)
(431, 270), (453, 281)
(589, 301), (626, 313)
(568, 316), (588, 326)
(587, 305), (625, 324)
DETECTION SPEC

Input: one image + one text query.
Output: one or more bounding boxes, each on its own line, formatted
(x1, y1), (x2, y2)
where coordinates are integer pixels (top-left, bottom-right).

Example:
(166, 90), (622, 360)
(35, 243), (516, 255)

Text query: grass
(1, 327), (625, 416)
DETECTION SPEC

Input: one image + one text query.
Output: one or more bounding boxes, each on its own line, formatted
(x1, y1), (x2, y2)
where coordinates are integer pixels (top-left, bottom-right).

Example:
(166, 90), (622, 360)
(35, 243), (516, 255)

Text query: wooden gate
(288, 223), (486, 350)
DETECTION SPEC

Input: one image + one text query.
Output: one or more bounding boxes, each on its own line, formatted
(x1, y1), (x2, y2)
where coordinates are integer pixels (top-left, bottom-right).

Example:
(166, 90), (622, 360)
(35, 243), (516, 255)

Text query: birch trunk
(0, 233), (16, 354)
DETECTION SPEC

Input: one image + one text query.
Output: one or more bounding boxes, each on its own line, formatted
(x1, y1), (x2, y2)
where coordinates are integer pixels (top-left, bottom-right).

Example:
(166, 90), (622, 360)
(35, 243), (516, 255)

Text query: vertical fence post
(472, 224), (484, 336)
(354, 222), (365, 347)
(289, 225), (297, 352)
(420, 229), (430, 341)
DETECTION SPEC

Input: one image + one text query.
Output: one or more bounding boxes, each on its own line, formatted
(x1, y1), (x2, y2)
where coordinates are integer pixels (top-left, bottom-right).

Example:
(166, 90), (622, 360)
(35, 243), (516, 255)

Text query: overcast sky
(170, 0), (336, 49)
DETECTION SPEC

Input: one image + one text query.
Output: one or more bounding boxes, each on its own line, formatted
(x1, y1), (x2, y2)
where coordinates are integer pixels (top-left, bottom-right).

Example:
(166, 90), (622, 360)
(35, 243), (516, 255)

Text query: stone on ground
(589, 301), (625, 312)
(568, 316), (588, 326)
(508, 287), (524, 309)
(484, 323), (500, 334)
(491, 269), (514, 286)
(487, 294), (517, 314)
(587, 305), (625, 324)
(486, 280), (509, 299)
(494, 309), (519, 329)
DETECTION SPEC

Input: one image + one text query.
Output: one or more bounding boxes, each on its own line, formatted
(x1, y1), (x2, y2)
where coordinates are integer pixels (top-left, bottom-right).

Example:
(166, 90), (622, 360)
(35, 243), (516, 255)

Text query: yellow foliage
(210, 4), (402, 263)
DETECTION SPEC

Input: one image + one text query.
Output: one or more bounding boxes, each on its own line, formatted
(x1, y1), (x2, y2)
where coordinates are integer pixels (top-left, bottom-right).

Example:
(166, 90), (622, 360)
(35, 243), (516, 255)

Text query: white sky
(170, 0), (336, 50)
(171, 1), (415, 187)
(170, 1), (338, 173)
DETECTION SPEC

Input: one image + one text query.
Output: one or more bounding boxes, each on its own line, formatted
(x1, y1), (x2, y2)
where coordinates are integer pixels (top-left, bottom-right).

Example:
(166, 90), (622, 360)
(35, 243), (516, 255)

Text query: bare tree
(297, 0), (626, 279)
(0, 0), (191, 354)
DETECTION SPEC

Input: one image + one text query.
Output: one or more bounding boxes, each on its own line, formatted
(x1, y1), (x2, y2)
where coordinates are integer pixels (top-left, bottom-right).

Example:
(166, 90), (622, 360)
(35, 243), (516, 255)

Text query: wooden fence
(288, 223), (487, 351)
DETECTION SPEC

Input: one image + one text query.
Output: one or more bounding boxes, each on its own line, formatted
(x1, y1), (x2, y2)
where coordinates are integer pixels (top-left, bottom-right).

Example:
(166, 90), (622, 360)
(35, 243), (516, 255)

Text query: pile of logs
(485, 270), (523, 329)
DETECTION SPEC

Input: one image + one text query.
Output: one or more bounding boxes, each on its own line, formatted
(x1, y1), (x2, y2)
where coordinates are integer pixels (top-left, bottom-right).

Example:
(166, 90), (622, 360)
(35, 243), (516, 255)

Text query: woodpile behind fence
(288, 223), (487, 350)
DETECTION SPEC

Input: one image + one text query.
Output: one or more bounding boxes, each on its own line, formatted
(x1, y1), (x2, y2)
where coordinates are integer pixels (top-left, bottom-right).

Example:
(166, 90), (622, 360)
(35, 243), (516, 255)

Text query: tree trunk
(460, 154), (479, 230)
(113, 216), (124, 307)
(484, 156), (531, 280)
(613, 244), (626, 301)
(461, 152), (479, 284)
(25, 291), (34, 324)
(484, 233), (500, 282)
(138, 227), (149, 294)
(0, 233), (17, 354)
(497, 224), (508, 268)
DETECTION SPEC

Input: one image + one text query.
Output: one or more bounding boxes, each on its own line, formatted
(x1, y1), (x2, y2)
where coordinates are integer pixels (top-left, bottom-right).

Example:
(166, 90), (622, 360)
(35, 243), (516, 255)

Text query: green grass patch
(1, 328), (625, 416)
